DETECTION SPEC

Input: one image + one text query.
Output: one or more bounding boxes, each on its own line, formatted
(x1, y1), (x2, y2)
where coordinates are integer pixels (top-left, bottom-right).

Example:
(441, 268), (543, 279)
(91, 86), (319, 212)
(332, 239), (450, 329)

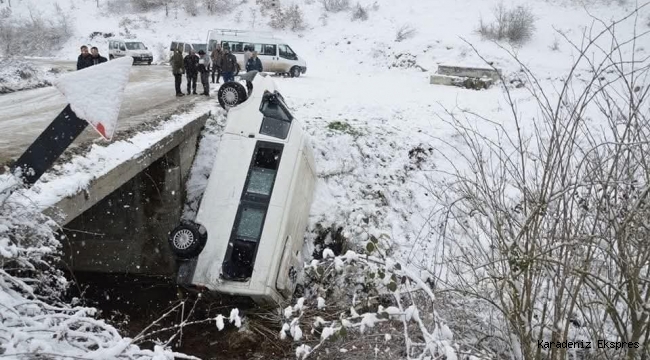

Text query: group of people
(171, 44), (264, 97)
(171, 48), (213, 96)
(76, 45), (108, 70)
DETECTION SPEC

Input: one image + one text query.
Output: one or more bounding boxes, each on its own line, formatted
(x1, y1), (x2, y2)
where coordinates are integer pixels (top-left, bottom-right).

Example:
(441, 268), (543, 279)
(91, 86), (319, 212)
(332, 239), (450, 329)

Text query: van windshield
(125, 42), (146, 50)
(279, 44), (297, 60)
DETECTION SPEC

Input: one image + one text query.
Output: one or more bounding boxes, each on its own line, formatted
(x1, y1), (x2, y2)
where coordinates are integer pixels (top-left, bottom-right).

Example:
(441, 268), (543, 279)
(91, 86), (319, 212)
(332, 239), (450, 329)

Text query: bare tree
(424, 6), (650, 360)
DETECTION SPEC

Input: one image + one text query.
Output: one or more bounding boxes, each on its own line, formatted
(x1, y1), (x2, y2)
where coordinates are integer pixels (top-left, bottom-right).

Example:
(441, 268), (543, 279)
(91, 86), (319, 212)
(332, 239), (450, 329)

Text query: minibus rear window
(259, 91), (294, 139)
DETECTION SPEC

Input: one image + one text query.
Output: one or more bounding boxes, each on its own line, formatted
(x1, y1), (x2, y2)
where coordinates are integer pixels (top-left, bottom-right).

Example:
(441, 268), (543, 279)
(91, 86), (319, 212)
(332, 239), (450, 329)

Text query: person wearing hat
(210, 44), (223, 84)
(170, 48), (185, 96)
(184, 49), (199, 95)
(197, 49), (211, 96)
(219, 45), (238, 83)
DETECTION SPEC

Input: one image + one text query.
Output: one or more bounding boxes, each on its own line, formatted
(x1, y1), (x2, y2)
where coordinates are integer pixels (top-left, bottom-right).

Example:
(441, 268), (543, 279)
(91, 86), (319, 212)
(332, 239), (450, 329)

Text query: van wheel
(109, 55), (114, 60)
(148, 61), (152, 65)
(290, 66), (301, 78)
(168, 222), (207, 259)
(217, 82), (248, 109)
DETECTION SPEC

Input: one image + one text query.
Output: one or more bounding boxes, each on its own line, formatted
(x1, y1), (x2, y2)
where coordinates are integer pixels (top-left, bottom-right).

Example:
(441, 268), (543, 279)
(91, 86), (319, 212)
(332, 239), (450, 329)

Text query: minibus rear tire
(217, 82), (248, 109)
(168, 222), (207, 259)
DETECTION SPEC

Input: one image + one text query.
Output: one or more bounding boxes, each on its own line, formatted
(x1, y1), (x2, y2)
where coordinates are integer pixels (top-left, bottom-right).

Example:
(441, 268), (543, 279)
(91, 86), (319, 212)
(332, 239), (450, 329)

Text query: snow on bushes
(0, 193), (178, 358)
(276, 246), (464, 359)
(0, 58), (65, 94)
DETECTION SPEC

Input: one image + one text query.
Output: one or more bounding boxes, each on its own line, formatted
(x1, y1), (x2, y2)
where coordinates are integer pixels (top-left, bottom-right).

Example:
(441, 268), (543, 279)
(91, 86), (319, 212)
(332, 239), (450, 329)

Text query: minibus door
(258, 43), (278, 72)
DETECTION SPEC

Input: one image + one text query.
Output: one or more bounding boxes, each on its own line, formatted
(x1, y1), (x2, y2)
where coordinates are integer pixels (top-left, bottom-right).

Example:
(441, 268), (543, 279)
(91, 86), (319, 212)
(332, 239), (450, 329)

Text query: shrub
(183, 0), (198, 16)
(395, 24), (416, 42)
(350, 2), (367, 21)
(256, 0), (278, 15)
(104, 0), (130, 15)
(204, 0), (239, 14)
(0, 9), (71, 57)
(128, 0), (165, 11)
(269, 3), (306, 31)
(478, 2), (536, 45)
(320, 0), (349, 12)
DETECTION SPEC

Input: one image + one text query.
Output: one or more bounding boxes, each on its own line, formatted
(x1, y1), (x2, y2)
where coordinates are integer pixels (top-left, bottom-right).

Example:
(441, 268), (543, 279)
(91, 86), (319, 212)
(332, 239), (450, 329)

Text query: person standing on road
(76, 45), (93, 70)
(171, 48), (185, 97)
(243, 46), (252, 66)
(89, 46), (107, 66)
(245, 51), (263, 73)
(210, 44), (223, 84)
(219, 46), (238, 83)
(184, 49), (199, 95)
(197, 50), (211, 96)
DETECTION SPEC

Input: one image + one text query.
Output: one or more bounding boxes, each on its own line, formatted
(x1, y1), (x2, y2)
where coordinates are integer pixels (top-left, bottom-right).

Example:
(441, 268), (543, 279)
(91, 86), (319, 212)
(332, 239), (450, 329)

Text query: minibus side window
(259, 91), (294, 139)
(221, 142), (284, 281)
(260, 44), (277, 56)
(222, 41), (244, 53)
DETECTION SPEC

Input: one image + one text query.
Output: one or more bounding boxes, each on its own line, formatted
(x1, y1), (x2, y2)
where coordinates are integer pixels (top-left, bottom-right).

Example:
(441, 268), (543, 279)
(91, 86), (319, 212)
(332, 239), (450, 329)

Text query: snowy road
(0, 59), (209, 165)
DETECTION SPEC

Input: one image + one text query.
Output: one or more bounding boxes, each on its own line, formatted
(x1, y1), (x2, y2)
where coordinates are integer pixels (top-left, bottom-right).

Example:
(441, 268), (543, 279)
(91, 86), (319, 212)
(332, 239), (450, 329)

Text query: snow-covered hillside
(1, 0), (650, 358)
(1, 0), (644, 74)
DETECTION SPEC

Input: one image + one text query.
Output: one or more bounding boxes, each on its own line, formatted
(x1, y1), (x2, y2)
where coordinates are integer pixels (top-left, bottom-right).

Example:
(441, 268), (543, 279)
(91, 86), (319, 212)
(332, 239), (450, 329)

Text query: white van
(169, 41), (195, 59)
(109, 39), (153, 65)
(169, 72), (316, 304)
(206, 29), (307, 78)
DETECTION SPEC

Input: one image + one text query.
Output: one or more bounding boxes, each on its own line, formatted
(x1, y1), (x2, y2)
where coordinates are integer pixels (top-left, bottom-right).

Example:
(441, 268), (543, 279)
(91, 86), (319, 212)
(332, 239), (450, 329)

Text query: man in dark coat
(219, 46), (238, 83)
(184, 50), (199, 95)
(76, 45), (93, 70)
(210, 44), (223, 84)
(197, 50), (211, 96)
(89, 46), (107, 66)
(245, 51), (263, 72)
(171, 48), (185, 96)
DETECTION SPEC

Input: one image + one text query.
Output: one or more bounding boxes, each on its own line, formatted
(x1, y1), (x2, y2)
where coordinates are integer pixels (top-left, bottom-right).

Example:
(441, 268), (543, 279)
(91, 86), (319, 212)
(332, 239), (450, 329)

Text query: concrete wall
(56, 113), (207, 276)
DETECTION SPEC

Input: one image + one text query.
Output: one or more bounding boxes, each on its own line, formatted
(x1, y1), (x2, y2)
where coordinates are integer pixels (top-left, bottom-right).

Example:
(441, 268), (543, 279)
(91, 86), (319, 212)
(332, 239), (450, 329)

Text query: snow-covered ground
(0, 58), (67, 93)
(1, 0), (649, 358)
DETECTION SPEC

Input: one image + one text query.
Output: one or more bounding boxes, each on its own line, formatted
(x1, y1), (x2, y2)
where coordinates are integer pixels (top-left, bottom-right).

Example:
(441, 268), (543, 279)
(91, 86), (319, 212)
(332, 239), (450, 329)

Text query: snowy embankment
(0, 58), (66, 94)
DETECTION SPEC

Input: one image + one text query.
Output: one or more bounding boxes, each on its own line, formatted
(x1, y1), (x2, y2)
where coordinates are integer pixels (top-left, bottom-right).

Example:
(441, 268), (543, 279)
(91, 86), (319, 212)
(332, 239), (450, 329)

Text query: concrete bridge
(0, 58), (216, 278)
(46, 112), (210, 277)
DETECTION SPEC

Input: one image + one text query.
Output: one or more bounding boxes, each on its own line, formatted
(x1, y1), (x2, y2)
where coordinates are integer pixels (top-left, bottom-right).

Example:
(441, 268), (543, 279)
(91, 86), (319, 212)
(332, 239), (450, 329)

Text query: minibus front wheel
(168, 222), (207, 259)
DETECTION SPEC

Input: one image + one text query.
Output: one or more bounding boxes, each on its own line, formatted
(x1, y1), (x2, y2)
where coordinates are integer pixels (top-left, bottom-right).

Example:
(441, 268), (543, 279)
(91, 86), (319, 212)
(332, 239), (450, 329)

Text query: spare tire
(168, 222), (207, 259)
(217, 81), (248, 109)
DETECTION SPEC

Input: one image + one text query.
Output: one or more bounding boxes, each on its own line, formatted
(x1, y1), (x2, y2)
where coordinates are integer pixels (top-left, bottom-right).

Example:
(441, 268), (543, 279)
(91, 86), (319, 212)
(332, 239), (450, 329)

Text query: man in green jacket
(171, 48), (185, 97)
